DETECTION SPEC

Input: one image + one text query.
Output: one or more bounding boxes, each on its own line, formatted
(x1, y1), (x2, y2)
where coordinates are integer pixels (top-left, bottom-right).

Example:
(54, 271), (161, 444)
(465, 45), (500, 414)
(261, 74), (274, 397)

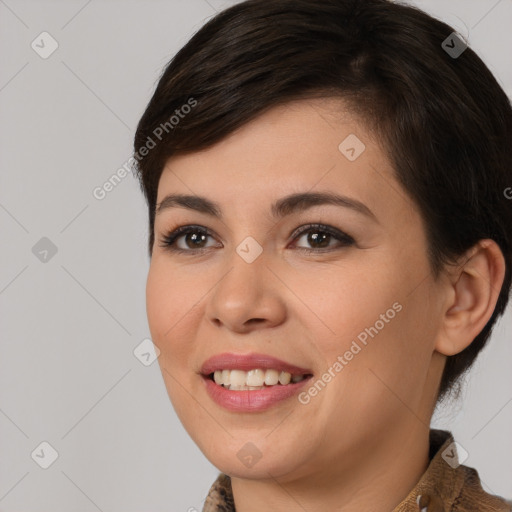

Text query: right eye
(158, 225), (219, 254)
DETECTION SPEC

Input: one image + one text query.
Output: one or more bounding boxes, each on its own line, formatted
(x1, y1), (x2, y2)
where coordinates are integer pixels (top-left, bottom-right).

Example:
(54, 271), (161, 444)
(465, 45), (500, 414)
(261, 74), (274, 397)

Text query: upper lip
(200, 352), (313, 376)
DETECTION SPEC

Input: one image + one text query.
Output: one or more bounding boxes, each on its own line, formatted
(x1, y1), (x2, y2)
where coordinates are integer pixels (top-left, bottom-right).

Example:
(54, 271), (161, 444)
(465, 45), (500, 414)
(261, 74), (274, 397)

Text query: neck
(230, 422), (431, 512)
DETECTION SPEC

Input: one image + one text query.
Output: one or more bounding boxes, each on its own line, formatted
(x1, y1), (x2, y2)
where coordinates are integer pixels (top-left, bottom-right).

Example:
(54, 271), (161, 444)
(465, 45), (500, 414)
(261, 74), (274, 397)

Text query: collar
(202, 429), (511, 511)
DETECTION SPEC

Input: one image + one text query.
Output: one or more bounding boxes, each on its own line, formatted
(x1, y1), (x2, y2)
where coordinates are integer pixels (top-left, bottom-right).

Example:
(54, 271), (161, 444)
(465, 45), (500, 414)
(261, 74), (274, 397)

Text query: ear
(435, 239), (506, 357)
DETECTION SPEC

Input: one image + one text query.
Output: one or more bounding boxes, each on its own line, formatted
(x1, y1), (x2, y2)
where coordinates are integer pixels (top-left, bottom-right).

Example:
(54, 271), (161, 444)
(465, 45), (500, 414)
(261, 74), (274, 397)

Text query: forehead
(155, 98), (414, 227)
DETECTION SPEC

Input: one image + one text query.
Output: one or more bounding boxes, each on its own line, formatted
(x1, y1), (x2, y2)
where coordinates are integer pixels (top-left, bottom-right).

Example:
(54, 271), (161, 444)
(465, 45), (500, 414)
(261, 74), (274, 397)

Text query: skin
(145, 98), (505, 512)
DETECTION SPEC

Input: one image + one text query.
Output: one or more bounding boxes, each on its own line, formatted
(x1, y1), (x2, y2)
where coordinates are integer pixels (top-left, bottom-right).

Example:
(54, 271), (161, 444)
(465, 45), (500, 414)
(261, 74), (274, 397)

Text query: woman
(133, 0), (512, 510)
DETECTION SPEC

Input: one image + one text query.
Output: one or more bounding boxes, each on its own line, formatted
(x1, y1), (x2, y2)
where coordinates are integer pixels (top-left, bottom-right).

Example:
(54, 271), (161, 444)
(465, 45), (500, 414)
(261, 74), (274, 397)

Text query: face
(146, 98), (447, 482)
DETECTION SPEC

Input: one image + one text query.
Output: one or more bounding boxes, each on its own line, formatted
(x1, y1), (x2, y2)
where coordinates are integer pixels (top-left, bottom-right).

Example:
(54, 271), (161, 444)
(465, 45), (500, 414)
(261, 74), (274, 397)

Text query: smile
(210, 368), (311, 390)
(199, 351), (314, 411)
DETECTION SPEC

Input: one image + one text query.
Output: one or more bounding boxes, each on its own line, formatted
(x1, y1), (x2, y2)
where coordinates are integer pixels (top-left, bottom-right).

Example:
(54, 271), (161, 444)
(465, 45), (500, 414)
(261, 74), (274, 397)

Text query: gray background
(0, 0), (511, 510)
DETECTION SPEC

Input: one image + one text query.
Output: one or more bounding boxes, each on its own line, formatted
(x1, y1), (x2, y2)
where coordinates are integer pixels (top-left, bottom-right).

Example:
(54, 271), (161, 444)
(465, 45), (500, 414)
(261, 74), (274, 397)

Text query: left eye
(291, 224), (354, 251)
(158, 223), (355, 253)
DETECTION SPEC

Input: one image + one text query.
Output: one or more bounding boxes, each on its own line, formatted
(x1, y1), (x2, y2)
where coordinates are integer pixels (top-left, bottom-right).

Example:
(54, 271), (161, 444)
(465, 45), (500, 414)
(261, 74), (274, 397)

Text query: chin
(202, 439), (307, 481)
(216, 459), (298, 481)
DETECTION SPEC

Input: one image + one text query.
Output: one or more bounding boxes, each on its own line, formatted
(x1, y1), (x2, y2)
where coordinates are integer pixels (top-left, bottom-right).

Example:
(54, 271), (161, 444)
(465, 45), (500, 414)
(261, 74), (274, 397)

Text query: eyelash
(157, 223), (355, 255)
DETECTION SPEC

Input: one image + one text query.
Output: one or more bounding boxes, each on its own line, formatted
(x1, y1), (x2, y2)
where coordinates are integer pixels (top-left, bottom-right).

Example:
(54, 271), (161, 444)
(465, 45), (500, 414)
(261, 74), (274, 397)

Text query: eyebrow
(155, 191), (377, 222)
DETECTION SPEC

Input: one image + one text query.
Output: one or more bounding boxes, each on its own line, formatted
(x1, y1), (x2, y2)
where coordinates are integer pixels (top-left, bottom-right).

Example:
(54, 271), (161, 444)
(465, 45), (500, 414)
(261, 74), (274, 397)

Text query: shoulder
(202, 472), (235, 512)
(396, 429), (511, 512)
(453, 463), (511, 511)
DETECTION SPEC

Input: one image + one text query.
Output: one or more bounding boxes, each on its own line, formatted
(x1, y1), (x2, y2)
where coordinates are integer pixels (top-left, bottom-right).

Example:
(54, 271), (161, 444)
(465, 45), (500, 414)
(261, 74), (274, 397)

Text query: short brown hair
(133, 0), (512, 403)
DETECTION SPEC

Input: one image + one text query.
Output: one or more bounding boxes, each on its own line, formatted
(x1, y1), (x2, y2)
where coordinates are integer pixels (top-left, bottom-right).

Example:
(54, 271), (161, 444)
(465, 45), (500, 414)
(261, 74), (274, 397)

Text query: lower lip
(202, 374), (312, 412)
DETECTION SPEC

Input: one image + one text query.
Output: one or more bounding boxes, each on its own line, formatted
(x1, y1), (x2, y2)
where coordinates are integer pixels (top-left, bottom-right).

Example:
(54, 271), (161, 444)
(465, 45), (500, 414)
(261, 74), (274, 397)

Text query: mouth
(204, 369), (314, 391)
(199, 352), (314, 412)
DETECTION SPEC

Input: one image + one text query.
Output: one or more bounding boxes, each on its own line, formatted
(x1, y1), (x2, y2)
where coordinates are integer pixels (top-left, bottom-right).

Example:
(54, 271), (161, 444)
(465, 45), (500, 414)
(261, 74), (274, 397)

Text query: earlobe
(434, 239), (506, 357)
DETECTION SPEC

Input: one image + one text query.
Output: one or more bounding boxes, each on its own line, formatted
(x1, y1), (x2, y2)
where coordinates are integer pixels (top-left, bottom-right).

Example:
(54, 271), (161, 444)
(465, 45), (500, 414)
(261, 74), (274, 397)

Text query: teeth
(265, 369), (279, 386)
(212, 369), (308, 389)
(247, 369), (265, 386)
(229, 370), (247, 387)
(278, 371), (291, 385)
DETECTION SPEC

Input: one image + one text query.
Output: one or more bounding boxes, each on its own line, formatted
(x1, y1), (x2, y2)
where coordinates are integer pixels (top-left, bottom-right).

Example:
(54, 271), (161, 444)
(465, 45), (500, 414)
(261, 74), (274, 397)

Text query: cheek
(145, 261), (201, 365)
(312, 258), (431, 395)
(146, 263), (171, 342)
(145, 262), (203, 420)
(308, 260), (404, 347)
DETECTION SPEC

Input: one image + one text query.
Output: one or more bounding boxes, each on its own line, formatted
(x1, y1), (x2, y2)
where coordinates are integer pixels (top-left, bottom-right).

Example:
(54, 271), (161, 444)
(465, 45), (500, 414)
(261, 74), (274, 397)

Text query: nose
(205, 247), (287, 333)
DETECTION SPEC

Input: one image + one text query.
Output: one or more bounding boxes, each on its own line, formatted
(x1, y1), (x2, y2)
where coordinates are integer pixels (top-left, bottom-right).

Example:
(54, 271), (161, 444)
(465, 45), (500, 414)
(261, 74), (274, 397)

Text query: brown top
(202, 429), (511, 511)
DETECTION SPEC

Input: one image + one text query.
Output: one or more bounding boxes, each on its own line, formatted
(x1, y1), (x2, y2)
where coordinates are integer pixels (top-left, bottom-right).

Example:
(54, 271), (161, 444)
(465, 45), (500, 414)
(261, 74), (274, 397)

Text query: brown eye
(180, 231), (209, 249)
(297, 230), (332, 249)
(291, 224), (354, 252)
(158, 223), (354, 254)
(159, 225), (217, 252)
